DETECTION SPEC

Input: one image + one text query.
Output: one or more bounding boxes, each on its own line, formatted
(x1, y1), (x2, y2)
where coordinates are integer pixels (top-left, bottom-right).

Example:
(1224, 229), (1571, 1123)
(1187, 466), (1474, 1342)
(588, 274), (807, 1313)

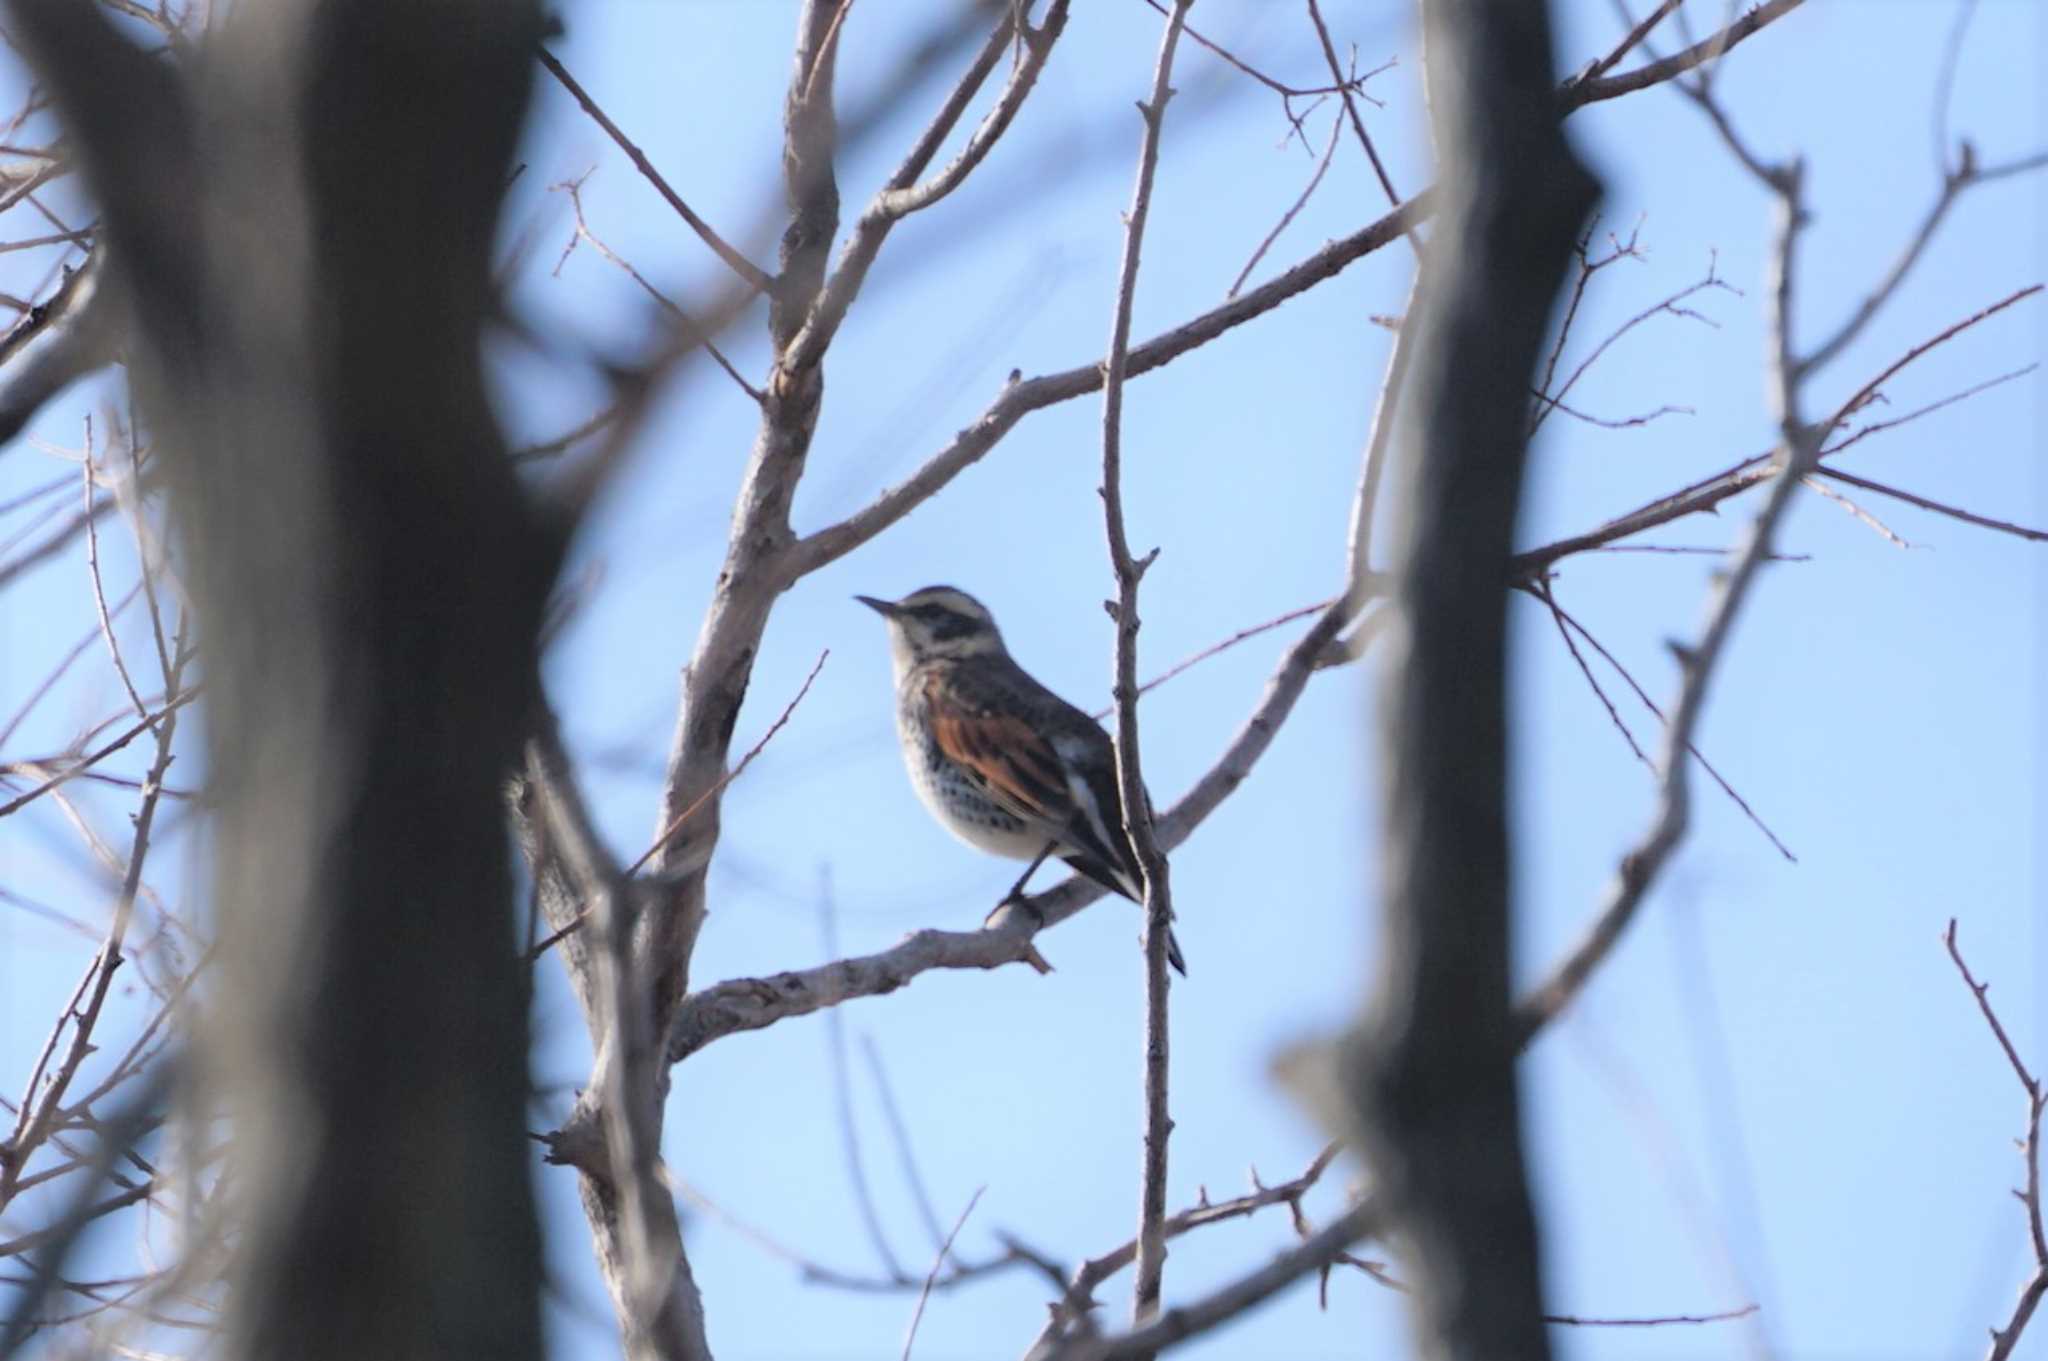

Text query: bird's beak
(854, 594), (900, 618)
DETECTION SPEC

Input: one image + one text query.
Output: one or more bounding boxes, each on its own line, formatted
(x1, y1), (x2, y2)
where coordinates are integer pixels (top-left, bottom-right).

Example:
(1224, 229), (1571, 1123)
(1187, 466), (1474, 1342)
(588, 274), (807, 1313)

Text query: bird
(857, 585), (1186, 975)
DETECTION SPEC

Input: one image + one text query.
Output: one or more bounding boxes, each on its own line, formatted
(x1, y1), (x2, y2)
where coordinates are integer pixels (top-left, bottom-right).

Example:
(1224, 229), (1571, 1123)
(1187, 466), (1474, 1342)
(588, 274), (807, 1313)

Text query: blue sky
(2, 2), (2044, 1358)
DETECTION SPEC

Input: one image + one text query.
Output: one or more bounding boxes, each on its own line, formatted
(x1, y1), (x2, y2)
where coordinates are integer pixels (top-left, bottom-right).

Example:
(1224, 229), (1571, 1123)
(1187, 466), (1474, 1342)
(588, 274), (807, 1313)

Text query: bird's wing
(923, 678), (1077, 834)
(926, 670), (1146, 892)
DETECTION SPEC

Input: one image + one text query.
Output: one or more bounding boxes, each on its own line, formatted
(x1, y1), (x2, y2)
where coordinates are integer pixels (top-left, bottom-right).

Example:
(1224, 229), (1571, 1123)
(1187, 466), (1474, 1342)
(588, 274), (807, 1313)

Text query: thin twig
(1514, 81), (1815, 1046)
(1541, 590), (1796, 862)
(512, 405), (622, 463)
(900, 1186), (984, 1361)
(1137, 0), (1384, 117)
(1932, 0), (1980, 170)
(1816, 468), (2048, 545)
(1538, 218), (1644, 411)
(0, 613), (187, 1210)
(630, 648), (827, 876)
(530, 650), (828, 961)
(1546, 1304), (1759, 1328)
(1581, 0), (1684, 82)
(1801, 475), (1912, 549)
(536, 47), (773, 294)
(1818, 362), (2036, 461)
(1559, 0), (1807, 111)
(0, 583), (143, 750)
(1534, 580), (1650, 769)
(1227, 107), (1342, 298)
(1089, 597), (1337, 721)
(1944, 920), (2048, 1361)
(1512, 285), (2043, 578)
(1031, 1144), (1342, 1350)
(549, 172), (762, 403)
(1304, 0), (1421, 255)
(80, 426), (152, 731)
(784, 2), (1067, 374)
(0, 688), (199, 822)
(674, 1178), (1035, 1297)
(1530, 259), (1732, 436)
(1031, 1200), (1381, 1361)
(1100, 0), (1191, 1331)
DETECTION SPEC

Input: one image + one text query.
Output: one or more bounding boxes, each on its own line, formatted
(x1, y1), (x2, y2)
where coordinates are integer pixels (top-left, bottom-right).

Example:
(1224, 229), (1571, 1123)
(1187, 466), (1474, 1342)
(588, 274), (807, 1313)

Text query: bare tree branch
(1028, 1144), (1342, 1352)
(1559, 0), (1807, 110)
(1097, 0), (1190, 1332)
(1815, 467), (2048, 545)
(537, 46), (774, 294)
(782, 0), (1068, 376)
(1031, 1200), (1382, 1361)
(1944, 921), (2048, 1361)
(0, 250), (113, 448)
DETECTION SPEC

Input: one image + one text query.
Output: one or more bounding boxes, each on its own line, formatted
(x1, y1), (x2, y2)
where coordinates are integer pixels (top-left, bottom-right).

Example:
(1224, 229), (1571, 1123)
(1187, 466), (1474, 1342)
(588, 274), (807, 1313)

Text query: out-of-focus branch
(1097, 0), (1189, 1331)
(1796, 144), (2024, 379)
(0, 614), (185, 1215)
(1332, 0), (1596, 1354)
(0, 251), (115, 449)
(819, 878), (907, 1282)
(0, 1071), (168, 1356)
(531, 728), (699, 1360)
(674, 1176), (1061, 1299)
(899, 1186), (983, 1361)
(6, 6), (560, 1361)
(0, 686), (198, 822)
(1577, 0), (1683, 83)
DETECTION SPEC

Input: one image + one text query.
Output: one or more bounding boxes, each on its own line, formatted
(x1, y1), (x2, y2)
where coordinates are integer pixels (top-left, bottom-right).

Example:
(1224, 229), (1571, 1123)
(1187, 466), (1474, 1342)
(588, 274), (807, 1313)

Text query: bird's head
(857, 586), (1007, 672)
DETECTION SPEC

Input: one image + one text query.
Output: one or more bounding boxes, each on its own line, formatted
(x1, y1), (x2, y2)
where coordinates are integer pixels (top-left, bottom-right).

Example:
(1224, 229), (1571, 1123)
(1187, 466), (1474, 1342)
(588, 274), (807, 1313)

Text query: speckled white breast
(894, 684), (1045, 862)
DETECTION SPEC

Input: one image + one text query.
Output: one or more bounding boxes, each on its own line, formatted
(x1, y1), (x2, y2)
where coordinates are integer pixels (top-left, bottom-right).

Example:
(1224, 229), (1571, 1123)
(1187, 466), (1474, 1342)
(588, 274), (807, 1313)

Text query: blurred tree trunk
(1347, 0), (1598, 1357)
(6, 3), (556, 1358)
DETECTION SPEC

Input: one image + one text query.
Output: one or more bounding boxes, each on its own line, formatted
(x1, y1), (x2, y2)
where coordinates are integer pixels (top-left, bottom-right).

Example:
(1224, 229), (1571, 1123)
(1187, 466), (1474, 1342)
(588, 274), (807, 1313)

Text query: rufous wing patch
(923, 674), (1072, 829)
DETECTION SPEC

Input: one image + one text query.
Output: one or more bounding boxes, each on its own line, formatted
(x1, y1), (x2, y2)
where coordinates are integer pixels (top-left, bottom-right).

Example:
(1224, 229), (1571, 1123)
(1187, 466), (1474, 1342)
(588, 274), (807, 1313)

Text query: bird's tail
(1060, 853), (1188, 976)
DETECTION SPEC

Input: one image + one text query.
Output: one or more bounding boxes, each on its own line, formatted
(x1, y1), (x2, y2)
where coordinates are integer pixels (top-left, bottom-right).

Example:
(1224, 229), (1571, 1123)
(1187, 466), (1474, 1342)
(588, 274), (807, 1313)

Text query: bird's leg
(1000, 841), (1058, 905)
(984, 841), (1059, 975)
